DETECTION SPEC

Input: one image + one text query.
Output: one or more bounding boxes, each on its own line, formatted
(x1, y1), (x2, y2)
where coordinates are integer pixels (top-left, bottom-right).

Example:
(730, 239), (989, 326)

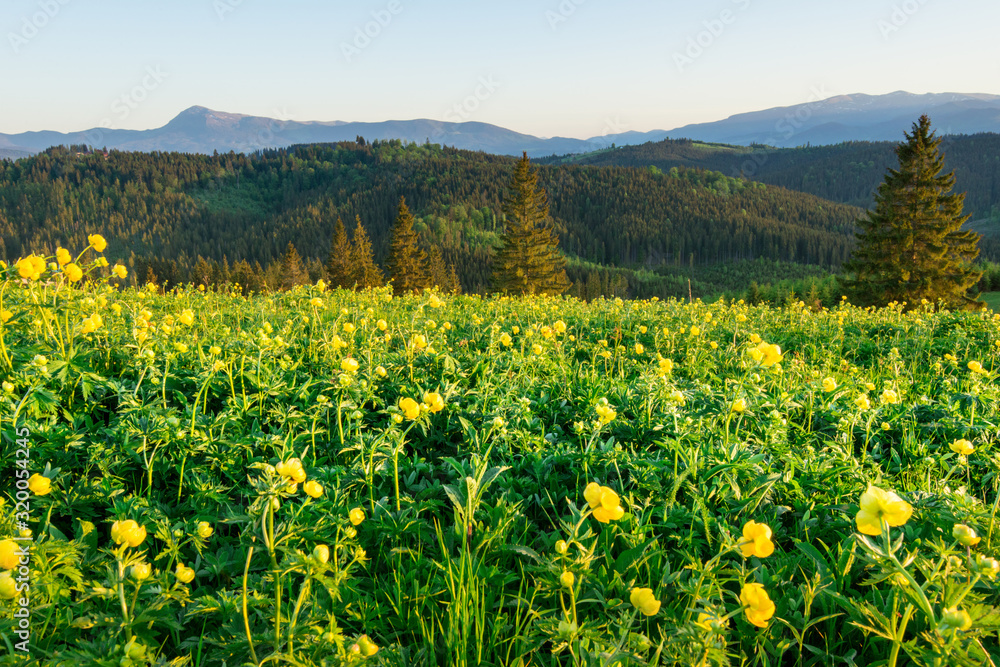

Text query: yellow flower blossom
(399, 397), (420, 420)
(950, 439), (974, 456)
(56, 248), (71, 265)
(740, 583), (775, 627)
(349, 507), (366, 526)
(304, 480), (324, 498)
(423, 392), (445, 413)
(28, 474), (51, 496)
(740, 520), (774, 558)
(131, 562), (151, 581)
(0, 540), (22, 569)
(856, 486), (912, 536)
(175, 563), (195, 584)
(0, 572), (16, 600)
(595, 399), (616, 424)
(111, 519), (147, 547)
(64, 263), (83, 282)
(629, 587), (661, 616)
(88, 234), (108, 252)
(880, 389), (899, 405)
(583, 482), (625, 523)
(822, 377), (837, 392)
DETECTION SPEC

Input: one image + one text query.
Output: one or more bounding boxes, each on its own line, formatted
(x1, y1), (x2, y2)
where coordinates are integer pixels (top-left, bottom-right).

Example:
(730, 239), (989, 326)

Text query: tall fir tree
(387, 196), (428, 295)
(493, 152), (571, 295)
(326, 216), (353, 288)
(349, 216), (384, 289)
(842, 115), (982, 309)
(426, 245), (461, 294)
(278, 241), (308, 291)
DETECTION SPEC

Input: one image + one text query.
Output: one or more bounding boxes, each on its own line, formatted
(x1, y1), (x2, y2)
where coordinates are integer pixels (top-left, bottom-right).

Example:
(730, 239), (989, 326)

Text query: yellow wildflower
(175, 563), (195, 584)
(856, 486), (912, 536)
(399, 397), (420, 420)
(583, 482), (625, 523)
(111, 519), (147, 547)
(740, 583), (775, 627)
(423, 392), (445, 413)
(28, 473), (51, 496)
(740, 520), (774, 558)
(629, 587), (661, 616)
(950, 439), (974, 456)
(64, 263), (83, 282)
(88, 234), (108, 252)
(0, 540), (22, 569)
(349, 507), (366, 526)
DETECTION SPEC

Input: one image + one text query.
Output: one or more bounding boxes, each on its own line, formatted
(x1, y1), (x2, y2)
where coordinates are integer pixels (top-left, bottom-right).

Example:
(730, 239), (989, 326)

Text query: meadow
(1, 239), (999, 666)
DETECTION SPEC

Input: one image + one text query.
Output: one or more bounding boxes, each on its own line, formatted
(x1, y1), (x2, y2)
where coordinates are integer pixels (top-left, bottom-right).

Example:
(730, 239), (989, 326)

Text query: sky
(3, 0), (999, 139)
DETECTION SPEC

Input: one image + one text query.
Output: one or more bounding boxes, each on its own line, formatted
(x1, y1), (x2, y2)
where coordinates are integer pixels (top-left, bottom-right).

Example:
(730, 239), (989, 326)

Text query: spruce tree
(426, 245), (461, 294)
(387, 197), (428, 295)
(278, 241), (308, 291)
(326, 216), (353, 288)
(349, 216), (384, 289)
(842, 115), (982, 309)
(493, 153), (571, 295)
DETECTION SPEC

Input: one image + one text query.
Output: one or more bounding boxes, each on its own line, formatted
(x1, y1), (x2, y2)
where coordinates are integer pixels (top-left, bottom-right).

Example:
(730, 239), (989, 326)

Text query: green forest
(541, 134), (1000, 254)
(1, 138), (997, 302)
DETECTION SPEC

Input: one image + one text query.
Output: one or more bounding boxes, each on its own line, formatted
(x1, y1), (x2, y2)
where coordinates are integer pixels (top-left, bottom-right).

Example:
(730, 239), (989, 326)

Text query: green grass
(980, 291), (1000, 312)
(1, 256), (998, 666)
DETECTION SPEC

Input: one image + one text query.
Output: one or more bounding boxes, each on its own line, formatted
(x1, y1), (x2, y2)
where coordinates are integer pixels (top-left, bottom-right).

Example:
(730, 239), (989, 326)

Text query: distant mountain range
(2, 91), (999, 158)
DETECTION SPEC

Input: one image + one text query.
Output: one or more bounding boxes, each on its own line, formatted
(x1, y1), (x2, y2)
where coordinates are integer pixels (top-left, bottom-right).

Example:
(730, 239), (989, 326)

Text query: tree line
(0, 140), (862, 298)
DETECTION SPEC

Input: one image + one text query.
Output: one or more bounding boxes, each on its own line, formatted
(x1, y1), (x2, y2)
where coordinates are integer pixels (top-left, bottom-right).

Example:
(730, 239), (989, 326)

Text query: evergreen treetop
(387, 196), (429, 295)
(326, 216), (352, 288)
(350, 216), (385, 289)
(493, 152), (571, 295)
(842, 115), (981, 309)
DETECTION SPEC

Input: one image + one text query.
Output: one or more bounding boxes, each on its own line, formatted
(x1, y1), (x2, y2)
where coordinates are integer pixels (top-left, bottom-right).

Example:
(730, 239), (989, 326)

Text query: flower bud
(560, 571), (575, 589)
(952, 524), (980, 547)
(939, 606), (972, 632)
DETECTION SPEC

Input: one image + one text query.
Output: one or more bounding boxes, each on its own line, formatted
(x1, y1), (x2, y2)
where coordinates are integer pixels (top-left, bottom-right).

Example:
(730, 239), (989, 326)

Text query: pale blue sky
(3, 0), (998, 138)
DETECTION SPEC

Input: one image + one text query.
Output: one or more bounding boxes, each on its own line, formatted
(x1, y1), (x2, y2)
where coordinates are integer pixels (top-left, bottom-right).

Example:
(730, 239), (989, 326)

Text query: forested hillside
(1, 141), (863, 295)
(541, 133), (1000, 250)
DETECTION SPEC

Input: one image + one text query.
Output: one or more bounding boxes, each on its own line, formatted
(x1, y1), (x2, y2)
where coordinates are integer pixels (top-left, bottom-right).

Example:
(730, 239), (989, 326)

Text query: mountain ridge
(2, 91), (1000, 158)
